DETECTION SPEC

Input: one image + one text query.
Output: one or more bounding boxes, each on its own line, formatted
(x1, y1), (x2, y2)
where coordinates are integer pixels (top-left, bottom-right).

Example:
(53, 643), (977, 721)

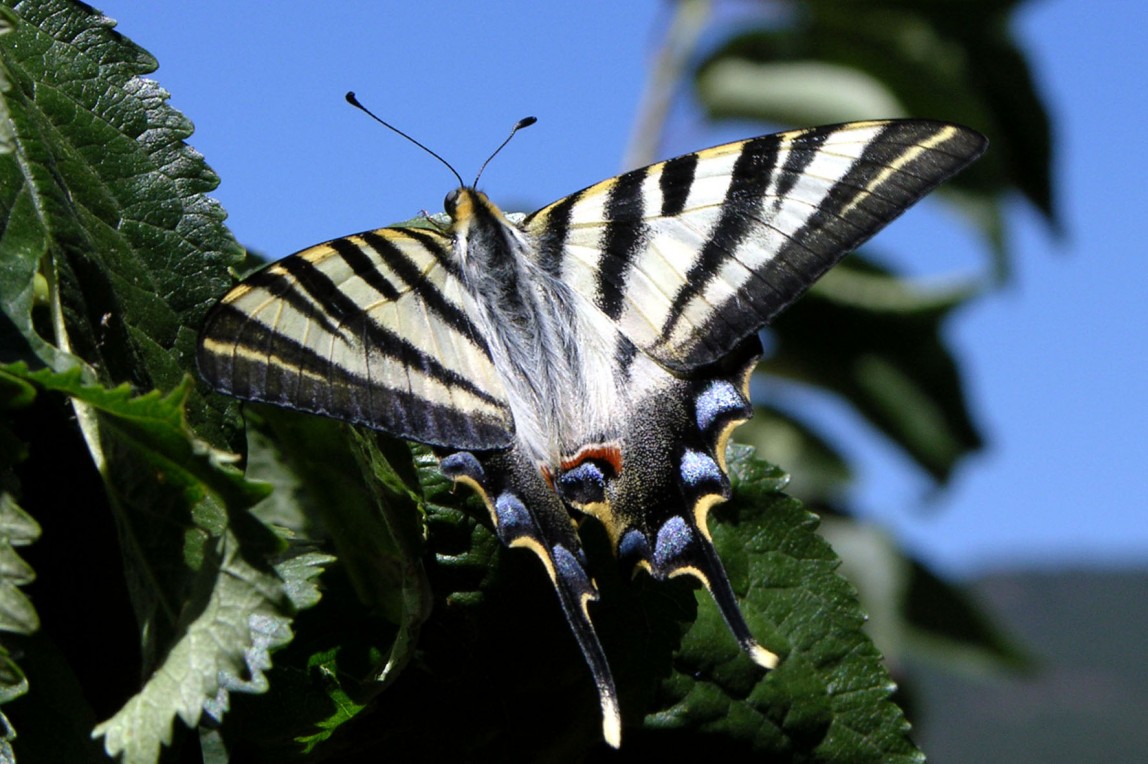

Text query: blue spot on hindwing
(557, 461), (606, 505)
(694, 380), (747, 433)
(493, 491), (534, 542)
(618, 528), (651, 568)
(553, 544), (593, 592)
(653, 516), (694, 573)
(680, 449), (722, 488)
(440, 451), (485, 483)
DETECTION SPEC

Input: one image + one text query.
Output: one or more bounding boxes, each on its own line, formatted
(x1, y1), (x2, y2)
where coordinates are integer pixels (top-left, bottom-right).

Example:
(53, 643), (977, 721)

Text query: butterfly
(196, 115), (986, 747)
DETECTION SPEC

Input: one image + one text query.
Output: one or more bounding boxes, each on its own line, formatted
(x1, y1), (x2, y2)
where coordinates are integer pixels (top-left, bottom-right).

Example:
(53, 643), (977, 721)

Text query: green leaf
(247, 410), (432, 640)
(763, 256), (982, 483)
(0, 493), (38, 638)
(0, 7), (15, 156)
(291, 651), (369, 754)
(0, 361), (41, 760)
(0, 0), (244, 444)
(92, 534), (329, 764)
(0, 5), (338, 755)
(215, 412), (432, 757)
(0, 378), (40, 646)
(0, 361), (331, 763)
(644, 445), (922, 762)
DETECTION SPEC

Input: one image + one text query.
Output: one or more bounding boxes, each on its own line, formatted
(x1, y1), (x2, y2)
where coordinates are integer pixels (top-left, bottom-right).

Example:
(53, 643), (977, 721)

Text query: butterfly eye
(444, 188), (461, 216)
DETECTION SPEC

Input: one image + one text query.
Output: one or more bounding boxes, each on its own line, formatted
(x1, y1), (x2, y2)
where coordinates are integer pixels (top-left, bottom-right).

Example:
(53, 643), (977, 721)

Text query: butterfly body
(197, 119), (987, 747)
(448, 188), (625, 466)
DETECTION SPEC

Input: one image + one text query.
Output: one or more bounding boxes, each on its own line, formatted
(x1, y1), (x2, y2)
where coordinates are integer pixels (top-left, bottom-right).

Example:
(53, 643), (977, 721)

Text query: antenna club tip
(518, 116), (538, 129)
(345, 91), (360, 106)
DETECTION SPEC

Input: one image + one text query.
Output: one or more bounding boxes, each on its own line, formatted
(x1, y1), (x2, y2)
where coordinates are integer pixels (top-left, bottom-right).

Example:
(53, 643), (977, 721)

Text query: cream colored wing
(197, 226), (513, 449)
(524, 120), (987, 372)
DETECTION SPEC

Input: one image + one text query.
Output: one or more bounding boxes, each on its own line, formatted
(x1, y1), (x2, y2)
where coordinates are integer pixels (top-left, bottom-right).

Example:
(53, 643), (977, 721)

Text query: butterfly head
(443, 187), (471, 220)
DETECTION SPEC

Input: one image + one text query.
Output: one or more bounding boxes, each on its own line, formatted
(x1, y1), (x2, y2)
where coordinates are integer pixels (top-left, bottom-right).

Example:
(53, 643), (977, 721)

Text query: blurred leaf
(698, 57), (907, 126)
(820, 517), (1029, 676)
(736, 403), (853, 503)
(696, 0), (1056, 271)
(902, 556), (1031, 673)
(763, 256), (982, 483)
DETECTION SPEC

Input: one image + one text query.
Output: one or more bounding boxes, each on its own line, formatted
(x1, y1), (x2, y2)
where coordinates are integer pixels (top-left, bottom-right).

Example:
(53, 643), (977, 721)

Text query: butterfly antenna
(345, 91), (465, 188)
(473, 116), (537, 187)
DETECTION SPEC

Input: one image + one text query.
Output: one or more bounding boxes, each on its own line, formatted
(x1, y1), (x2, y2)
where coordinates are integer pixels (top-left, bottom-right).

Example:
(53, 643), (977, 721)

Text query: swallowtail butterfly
(197, 115), (986, 747)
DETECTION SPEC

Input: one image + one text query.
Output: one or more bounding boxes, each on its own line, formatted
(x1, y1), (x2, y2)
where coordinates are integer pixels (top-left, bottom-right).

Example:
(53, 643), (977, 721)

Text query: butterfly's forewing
(524, 120), (987, 372)
(197, 227), (514, 449)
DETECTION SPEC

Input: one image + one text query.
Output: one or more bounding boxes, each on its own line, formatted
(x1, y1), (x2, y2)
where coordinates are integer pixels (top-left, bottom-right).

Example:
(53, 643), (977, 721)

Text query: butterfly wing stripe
(268, 255), (357, 339)
(652, 131), (849, 357)
(656, 127), (898, 356)
(198, 228), (515, 448)
(199, 304), (510, 446)
(533, 193), (576, 277)
(329, 236), (402, 300)
(526, 120), (986, 372)
(202, 284), (506, 413)
(665, 122), (986, 365)
(653, 129), (821, 353)
(533, 193), (577, 276)
(262, 251), (500, 405)
(358, 230), (493, 351)
(597, 169), (650, 321)
(402, 227), (468, 281)
(657, 152), (699, 217)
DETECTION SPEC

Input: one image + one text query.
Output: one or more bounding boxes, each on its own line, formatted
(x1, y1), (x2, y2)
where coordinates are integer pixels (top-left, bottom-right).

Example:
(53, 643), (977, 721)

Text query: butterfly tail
(547, 542), (623, 749)
(439, 449), (623, 748)
(677, 522), (780, 670)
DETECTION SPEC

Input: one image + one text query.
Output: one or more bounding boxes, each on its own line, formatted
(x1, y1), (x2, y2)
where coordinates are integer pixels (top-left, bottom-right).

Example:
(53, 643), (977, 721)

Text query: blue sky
(89, 1), (1147, 578)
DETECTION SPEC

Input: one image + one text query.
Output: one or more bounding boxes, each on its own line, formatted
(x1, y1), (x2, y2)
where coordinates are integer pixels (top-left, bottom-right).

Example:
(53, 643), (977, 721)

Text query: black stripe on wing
(597, 169), (650, 321)
(653, 130), (790, 353)
(359, 230), (489, 347)
(664, 121), (987, 368)
(197, 229), (515, 450)
(533, 193), (577, 277)
(526, 120), (986, 374)
(198, 303), (511, 448)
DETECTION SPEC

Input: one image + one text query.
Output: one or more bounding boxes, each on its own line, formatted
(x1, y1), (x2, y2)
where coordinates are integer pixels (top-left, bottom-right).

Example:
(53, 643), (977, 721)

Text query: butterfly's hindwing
(197, 227), (514, 449)
(196, 118), (987, 748)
